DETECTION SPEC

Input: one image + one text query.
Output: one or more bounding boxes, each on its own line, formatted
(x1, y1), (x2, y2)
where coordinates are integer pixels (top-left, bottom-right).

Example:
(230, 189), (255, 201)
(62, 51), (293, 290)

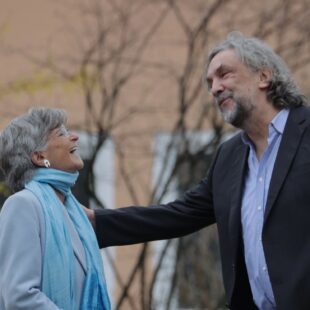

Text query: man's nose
(211, 79), (225, 97)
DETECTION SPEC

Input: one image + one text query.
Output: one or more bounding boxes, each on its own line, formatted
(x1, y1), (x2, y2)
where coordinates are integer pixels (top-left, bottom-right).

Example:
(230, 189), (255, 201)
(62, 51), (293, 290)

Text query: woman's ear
(258, 68), (273, 90)
(31, 151), (46, 167)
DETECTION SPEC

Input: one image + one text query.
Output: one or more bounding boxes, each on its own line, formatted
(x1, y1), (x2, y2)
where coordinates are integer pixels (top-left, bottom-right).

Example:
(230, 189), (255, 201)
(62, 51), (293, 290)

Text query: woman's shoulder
(0, 189), (43, 221)
(4, 189), (40, 205)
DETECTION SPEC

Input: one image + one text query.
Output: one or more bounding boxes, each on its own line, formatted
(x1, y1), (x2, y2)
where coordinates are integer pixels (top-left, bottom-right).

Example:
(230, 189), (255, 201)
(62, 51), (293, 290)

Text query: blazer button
(232, 263), (235, 270)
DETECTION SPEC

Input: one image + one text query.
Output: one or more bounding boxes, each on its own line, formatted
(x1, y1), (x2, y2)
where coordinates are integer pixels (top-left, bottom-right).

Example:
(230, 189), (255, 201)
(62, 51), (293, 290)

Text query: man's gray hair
(0, 107), (67, 192)
(206, 31), (308, 108)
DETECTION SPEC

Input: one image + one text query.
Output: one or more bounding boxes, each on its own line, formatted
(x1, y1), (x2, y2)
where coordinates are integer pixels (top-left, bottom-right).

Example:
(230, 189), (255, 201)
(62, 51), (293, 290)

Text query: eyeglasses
(58, 125), (70, 136)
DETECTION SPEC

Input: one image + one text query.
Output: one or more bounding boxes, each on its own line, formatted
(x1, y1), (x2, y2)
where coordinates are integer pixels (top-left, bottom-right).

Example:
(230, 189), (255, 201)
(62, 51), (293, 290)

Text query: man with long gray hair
(87, 32), (309, 309)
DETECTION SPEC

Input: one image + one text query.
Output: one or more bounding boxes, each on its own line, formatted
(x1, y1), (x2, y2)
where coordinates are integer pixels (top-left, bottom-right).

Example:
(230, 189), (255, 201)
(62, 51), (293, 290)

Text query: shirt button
(258, 205), (262, 211)
(263, 266), (267, 271)
(259, 177), (263, 182)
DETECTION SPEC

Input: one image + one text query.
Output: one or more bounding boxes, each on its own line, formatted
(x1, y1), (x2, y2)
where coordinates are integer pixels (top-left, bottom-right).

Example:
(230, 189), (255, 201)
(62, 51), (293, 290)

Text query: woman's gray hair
(0, 107), (67, 192)
(206, 31), (308, 108)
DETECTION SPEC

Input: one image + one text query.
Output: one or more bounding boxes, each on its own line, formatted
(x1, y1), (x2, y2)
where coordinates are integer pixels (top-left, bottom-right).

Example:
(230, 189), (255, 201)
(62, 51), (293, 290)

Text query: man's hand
(82, 205), (96, 229)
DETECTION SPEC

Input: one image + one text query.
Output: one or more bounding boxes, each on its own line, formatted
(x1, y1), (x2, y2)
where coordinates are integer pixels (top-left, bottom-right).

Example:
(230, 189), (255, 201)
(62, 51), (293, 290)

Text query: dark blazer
(95, 106), (310, 310)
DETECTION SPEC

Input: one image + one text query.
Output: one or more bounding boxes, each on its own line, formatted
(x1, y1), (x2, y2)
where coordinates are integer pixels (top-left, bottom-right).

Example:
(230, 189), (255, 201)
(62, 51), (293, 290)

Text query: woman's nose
(69, 132), (79, 141)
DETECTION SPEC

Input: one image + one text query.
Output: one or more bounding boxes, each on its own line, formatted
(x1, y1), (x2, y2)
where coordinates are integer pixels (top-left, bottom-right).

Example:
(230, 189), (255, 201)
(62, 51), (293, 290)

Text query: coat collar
(227, 106), (309, 256)
(228, 140), (249, 258)
(264, 106), (309, 220)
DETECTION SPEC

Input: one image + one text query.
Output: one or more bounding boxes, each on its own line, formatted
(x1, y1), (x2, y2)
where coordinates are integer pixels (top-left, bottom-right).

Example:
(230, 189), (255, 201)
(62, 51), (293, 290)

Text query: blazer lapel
(71, 232), (88, 274)
(228, 141), (249, 256)
(62, 207), (88, 273)
(264, 107), (309, 221)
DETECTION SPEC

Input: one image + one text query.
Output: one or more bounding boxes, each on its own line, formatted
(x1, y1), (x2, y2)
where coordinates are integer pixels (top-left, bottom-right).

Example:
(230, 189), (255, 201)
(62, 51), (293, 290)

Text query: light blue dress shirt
(241, 109), (289, 310)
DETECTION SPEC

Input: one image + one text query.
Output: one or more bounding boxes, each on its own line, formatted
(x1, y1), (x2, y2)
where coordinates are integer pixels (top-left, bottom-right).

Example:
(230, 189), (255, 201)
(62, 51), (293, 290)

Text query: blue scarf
(25, 168), (111, 310)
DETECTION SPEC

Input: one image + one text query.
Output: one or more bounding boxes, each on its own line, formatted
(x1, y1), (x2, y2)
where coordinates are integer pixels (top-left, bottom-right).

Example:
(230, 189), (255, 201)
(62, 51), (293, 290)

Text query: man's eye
(221, 71), (230, 78)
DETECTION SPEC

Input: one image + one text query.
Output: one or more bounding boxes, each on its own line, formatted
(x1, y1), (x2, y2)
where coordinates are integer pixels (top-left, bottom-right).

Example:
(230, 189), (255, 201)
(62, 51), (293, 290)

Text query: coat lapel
(264, 107), (309, 221)
(228, 140), (249, 255)
(62, 208), (88, 273)
(71, 233), (88, 274)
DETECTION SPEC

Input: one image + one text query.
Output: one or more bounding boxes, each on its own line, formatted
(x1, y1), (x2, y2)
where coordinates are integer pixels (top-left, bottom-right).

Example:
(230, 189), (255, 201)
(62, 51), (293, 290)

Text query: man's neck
(243, 103), (281, 159)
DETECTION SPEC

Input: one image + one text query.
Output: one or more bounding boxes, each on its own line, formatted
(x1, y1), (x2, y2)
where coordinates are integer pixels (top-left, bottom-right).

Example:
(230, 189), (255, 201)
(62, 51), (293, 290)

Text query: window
(151, 131), (227, 310)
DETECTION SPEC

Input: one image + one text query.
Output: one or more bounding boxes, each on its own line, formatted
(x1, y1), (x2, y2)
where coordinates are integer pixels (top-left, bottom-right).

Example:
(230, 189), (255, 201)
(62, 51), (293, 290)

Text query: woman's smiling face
(43, 125), (84, 172)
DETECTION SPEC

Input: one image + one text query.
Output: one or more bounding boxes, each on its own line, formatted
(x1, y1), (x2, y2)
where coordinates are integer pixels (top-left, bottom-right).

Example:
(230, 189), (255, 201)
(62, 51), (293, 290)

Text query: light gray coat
(0, 190), (87, 310)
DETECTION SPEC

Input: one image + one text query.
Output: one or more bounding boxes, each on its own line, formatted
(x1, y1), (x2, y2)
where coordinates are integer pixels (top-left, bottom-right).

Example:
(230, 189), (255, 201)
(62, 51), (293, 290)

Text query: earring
(43, 159), (51, 168)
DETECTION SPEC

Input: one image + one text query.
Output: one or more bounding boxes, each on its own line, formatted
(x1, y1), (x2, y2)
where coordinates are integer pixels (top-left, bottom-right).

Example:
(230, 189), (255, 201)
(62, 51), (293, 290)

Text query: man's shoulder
(290, 105), (310, 120)
(220, 131), (244, 151)
(209, 131), (246, 167)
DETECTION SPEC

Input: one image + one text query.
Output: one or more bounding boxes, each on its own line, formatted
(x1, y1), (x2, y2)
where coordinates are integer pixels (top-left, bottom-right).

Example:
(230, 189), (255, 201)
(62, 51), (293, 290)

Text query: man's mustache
(215, 90), (234, 105)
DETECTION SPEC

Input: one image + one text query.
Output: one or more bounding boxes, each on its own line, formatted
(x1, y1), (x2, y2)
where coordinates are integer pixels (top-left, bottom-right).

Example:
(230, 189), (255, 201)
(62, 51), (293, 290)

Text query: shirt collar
(241, 108), (290, 145)
(270, 108), (289, 134)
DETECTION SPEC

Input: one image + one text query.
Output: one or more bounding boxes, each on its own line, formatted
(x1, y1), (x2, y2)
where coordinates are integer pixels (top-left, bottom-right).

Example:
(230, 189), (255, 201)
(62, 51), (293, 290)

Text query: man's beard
(216, 91), (254, 128)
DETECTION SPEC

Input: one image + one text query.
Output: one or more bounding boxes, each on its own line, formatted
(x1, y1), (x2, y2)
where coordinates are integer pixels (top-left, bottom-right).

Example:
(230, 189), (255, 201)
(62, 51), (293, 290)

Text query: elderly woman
(0, 107), (110, 310)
